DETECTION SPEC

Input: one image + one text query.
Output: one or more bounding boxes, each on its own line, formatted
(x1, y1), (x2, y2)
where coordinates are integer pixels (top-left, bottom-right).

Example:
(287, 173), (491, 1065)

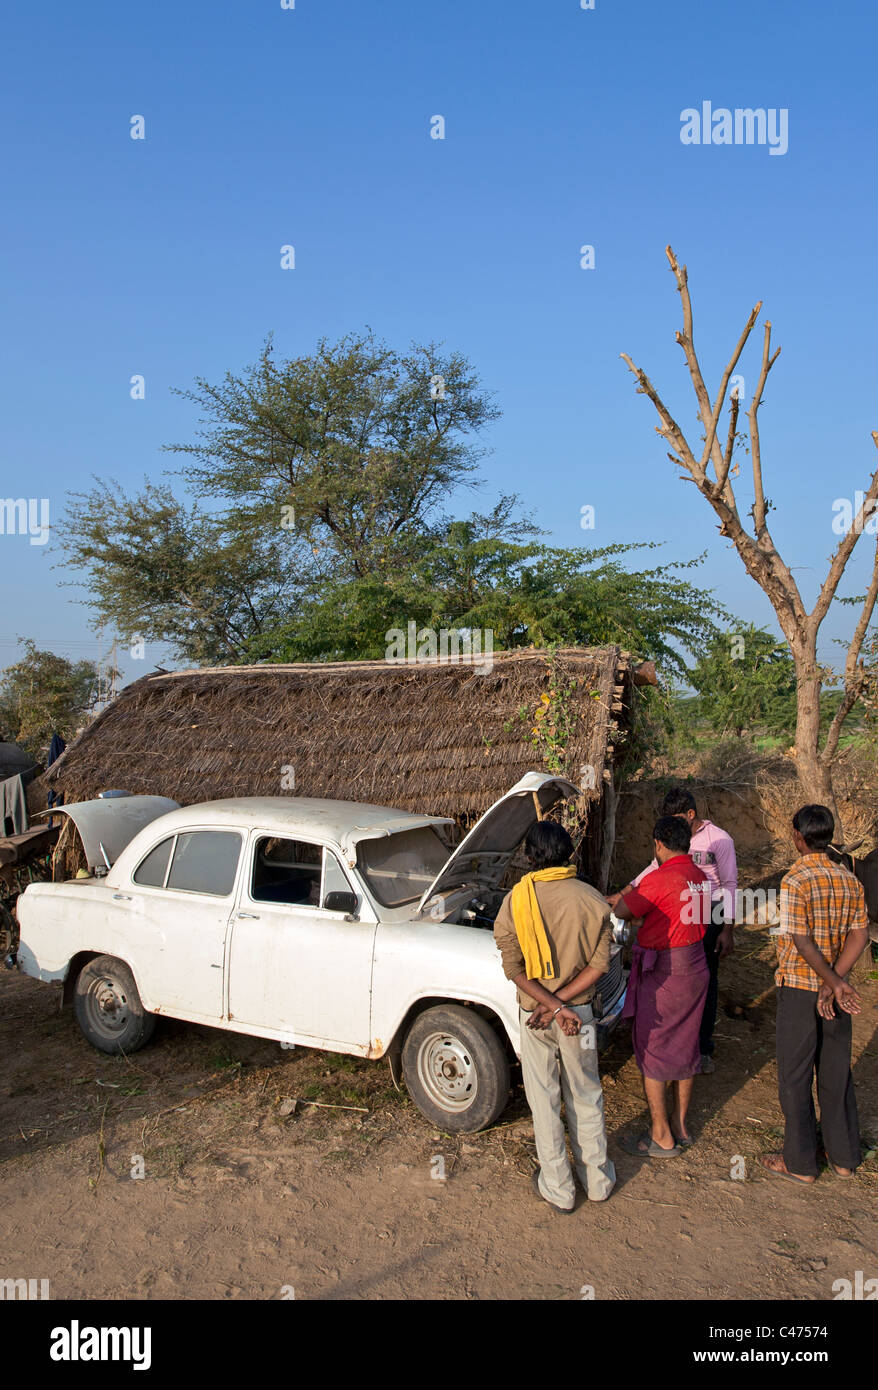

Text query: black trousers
(776, 985), (860, 1176)
(699, 918), (722, 1056)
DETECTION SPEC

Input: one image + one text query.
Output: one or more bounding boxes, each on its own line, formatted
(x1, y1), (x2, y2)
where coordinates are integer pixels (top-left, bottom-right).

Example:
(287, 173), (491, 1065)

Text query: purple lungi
(622, 942), (709, 1081)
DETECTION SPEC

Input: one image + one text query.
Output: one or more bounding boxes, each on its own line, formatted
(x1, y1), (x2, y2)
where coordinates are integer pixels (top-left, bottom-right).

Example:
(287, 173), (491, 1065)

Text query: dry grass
(42, 646), (630, 824)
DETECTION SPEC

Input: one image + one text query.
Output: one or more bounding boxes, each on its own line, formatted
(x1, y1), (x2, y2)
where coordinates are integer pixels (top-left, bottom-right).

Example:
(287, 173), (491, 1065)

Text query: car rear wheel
(73, 954), (156, 1054)
(402, 1004), (510, 1133)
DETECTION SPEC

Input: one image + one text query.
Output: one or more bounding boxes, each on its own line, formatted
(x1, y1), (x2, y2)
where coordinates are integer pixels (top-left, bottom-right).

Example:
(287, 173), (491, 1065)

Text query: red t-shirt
(621, 854), (709, 950)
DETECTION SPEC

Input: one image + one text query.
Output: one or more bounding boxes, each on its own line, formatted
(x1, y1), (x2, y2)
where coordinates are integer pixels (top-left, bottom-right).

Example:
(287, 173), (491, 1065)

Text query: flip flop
(758, 1154), (816, 1185)
(621, 1132), (682, 1159)
(673, 1134), (695, 1148)
(829, 1163), (855, 1179)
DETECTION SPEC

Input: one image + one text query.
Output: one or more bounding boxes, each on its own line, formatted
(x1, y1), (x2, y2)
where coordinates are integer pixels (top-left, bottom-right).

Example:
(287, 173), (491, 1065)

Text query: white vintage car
(15, 773), (627, 1132)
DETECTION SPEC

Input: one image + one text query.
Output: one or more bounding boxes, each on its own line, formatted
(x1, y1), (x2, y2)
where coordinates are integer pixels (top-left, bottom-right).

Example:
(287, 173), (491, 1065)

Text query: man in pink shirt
(618, 788), (737, 1073)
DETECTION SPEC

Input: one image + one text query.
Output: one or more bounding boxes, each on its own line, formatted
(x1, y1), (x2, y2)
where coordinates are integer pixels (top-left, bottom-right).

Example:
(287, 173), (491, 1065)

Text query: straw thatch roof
(44, 647), (632, 821)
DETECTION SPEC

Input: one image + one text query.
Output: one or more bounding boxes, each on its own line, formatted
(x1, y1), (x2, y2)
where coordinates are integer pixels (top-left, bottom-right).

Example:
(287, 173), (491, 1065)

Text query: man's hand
(526, 1004), (554, 1031)
(526, 1002), (581, 1036)
(605, 891), (622, 910)
(833, 979), (862, 1015)
(716, 926), (735, 958)
(817, 983), (835, 1019)
(555, 1005), (582, 1036)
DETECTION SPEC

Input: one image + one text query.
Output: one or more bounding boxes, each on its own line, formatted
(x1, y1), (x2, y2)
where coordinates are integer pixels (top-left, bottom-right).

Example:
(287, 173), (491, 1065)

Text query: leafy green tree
(57, 479), (312, 665)
(0, 641), (99, 757)
(688, 625), (797, 737)
(57, 332), (724, 678)
(166, 331), (500, 582)
(252, 510), (725, 678)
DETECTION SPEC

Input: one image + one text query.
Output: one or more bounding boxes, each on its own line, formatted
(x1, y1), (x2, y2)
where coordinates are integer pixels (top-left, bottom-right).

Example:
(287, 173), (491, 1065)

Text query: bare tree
(622, 246), (878, 826)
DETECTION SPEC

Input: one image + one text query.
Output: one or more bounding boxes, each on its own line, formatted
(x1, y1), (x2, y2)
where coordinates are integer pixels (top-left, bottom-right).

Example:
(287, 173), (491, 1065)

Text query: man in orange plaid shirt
(761, 804), (870, 1184)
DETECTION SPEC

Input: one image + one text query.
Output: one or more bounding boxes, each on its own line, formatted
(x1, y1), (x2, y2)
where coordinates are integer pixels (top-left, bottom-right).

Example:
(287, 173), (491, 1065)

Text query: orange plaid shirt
(775, 852), (867, 991)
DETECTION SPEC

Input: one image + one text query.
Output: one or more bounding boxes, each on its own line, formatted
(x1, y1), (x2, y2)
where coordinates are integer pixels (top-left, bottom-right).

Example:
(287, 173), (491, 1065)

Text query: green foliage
(687, 624), (798, 737)
(165, 331), (500, 582)
(504, 649), (591, 775)
(57, 332), (725, 686)
(0, 640), (99, 756)
(251, 517), (725, 678)
(57, 478), (301, 664)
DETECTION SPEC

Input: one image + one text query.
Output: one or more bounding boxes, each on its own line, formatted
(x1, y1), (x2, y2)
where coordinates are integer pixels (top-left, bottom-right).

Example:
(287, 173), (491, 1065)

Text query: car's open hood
(37, 795), (180, 870)
(416, 772), (581, 916)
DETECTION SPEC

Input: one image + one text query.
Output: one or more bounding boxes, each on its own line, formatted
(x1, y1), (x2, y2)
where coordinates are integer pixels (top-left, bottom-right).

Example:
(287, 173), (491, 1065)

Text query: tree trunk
(793, 638), (840, 825)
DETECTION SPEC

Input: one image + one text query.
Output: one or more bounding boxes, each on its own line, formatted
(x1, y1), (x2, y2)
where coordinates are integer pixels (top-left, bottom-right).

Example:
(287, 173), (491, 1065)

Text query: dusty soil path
(2, 926), (876, 1300)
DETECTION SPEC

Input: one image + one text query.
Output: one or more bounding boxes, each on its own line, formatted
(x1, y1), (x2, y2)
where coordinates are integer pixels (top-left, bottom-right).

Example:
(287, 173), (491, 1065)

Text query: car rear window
(357, 826), (449, 907)
(166, 831), (241, 897)
(133, 837), (174, 888)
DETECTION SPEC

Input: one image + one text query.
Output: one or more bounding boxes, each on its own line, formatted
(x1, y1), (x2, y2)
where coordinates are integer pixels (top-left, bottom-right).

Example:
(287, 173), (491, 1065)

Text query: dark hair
(653, 815), (691, 856)
(792, 804), (835, 852)
(524, 820), (574, 869)
(662, 787), (697, 817)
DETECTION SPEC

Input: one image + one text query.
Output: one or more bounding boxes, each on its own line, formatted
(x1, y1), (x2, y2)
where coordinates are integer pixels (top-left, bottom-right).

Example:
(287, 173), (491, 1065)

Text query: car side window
(133, 836), (174, 888)
(321, 850), (357, 910)
(251, 837), (322, 906)
(165, 831), (241, 897)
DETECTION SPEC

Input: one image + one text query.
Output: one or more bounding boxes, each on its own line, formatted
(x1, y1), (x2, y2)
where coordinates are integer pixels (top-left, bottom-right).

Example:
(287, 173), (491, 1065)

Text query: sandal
(621, 1132), (682, 1159)
(759, 1153), (816, 1185)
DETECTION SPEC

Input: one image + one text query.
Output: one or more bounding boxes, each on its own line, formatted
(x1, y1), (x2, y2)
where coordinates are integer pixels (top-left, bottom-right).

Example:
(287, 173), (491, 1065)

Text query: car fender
(369, 919), (521, 1059)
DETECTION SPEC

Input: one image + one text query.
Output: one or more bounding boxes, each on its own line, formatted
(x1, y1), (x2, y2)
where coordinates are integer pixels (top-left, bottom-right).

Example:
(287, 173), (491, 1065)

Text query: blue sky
(2, 0), (876, 683)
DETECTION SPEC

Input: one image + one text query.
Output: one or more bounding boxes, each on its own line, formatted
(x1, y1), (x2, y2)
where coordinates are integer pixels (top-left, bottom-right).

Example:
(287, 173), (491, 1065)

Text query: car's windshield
(357, 825), (450, 907)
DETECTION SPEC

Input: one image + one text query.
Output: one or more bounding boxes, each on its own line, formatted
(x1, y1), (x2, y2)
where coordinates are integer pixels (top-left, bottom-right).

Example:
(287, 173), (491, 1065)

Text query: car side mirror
(324, 890), (359, 917)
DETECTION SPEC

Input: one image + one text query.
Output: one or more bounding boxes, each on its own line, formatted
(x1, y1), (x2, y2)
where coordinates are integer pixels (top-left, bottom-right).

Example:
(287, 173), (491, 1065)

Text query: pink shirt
(633, 819), (737, 920)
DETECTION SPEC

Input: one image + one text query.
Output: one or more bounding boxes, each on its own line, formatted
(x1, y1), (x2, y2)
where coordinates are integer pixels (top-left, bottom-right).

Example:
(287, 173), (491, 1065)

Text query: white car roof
(131, 796), (453, 854)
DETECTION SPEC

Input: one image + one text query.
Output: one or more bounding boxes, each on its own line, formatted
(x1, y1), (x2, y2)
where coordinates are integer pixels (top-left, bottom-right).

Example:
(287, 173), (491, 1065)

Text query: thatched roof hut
(45, 647), (636, 881)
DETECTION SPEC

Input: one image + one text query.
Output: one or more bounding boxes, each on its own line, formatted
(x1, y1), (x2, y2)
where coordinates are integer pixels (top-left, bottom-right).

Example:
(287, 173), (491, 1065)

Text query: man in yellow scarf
(509, 862), (578, 979)
(494, 821), (616, 1212)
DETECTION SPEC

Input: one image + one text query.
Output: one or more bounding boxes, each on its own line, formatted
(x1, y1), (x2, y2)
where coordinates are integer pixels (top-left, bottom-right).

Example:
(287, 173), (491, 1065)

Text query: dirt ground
(2, 927), (876, 1301)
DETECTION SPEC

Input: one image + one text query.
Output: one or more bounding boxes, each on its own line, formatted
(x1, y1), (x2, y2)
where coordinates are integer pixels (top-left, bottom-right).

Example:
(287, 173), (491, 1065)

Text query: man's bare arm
(833, 926), (870, 980)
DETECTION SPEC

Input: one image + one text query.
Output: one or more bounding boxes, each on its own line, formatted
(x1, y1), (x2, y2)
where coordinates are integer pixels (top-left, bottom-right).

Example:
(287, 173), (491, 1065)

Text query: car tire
(73, 954), (156, 1055)
(402, 1004), (510, 1133)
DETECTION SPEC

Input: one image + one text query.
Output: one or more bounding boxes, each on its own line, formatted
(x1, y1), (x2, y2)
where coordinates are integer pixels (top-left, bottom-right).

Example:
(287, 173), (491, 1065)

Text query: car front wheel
(402, 1004), (510, 1133)
(73, 954), (156, 1054)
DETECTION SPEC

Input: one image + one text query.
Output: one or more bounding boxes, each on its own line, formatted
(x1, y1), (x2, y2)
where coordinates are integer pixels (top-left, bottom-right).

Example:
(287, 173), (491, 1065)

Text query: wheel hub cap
(417, 1032), (478, 1111)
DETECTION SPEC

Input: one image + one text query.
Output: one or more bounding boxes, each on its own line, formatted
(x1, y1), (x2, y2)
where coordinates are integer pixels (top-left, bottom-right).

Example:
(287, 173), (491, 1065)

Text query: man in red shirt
(608, 816), (710, 1157)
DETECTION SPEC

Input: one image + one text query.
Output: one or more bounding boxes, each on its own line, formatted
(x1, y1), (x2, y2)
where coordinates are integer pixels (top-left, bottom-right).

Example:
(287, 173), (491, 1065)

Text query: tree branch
(812, 433), (878, 629)
(748, 321), (782, 539)
(715, 390), (741, 498)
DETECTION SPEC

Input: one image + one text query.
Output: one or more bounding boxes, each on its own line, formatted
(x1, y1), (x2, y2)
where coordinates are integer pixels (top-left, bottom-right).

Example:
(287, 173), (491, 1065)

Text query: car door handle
(237, 911), (260, 919)
(113, 893), (132, 901)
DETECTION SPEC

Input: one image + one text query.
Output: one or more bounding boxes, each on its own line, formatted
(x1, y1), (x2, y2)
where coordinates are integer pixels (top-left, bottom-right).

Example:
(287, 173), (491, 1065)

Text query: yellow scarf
(510, 865), (577, 979)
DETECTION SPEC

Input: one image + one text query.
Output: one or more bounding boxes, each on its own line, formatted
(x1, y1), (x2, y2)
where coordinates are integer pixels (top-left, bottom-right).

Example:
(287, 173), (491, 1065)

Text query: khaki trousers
(519, 1002), (615, 1209)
